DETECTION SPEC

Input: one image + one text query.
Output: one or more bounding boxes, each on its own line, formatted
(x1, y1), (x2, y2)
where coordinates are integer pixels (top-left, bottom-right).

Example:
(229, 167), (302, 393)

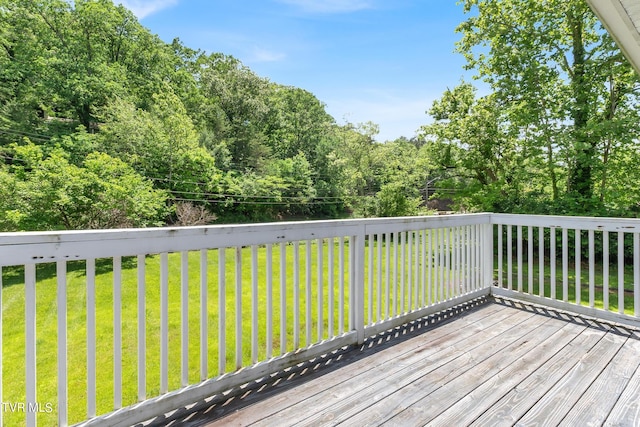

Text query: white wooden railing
(492, 214), (640, 328)
(0, 214), (493, 427)
(4, 213), (640, 426)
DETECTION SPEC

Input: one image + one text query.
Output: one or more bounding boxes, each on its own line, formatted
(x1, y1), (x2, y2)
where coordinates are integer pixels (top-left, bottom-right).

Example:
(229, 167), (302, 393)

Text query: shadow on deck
(139, 296), (640, 426)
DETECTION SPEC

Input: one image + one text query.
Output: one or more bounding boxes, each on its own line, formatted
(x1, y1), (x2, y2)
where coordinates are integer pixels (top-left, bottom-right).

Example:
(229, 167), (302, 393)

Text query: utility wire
(0, 152), (458, 203)
(172, 197), (342, 206)
(0, 128), (458, 203)
(0, 127), (52, 143)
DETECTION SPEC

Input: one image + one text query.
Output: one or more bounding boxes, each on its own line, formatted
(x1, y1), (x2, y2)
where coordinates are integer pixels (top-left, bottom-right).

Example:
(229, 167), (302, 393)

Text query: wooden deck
(147, 297), (640, 427)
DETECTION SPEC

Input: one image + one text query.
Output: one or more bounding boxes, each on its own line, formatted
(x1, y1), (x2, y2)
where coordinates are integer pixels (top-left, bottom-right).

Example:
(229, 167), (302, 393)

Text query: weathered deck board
(469, 320), (611, 427)
(159, 297), (640, 427)
(206, 301), (514, 427)
(420, 319), (588, 427)
(515, 330), (625, 426)
(290, 306), (538, 427)
(341, 310), (553, 427)
(563, 330), (640, 426)
(604, 339), (640, 427)
(200, 300), (507, 426)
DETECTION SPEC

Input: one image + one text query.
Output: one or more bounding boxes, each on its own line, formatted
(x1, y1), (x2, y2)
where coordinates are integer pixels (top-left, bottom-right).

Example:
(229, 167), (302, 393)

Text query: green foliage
(1, 142), (169, 230)
(0, 166), (24, 230)
(327, 125), (433, 218)
(82, 152), (171, 228)
(197, 53), (273, 171)
(421, 83), (525, 212)
(2, 0), (175, 129)
(5, 0), (640, 226)
(96, 90), (226, 207)
(267, 153), (317, 215)
(222, 172), (289, 222)
(421, 0), (640, 216)
(375, 182), (421, 217)
(266, 85), (334, 159)
(330, 122), (381, 203)
(0, 0), (499, 229)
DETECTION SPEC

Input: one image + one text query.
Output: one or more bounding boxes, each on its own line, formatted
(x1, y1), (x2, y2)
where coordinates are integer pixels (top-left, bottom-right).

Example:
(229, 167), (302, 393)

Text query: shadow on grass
(1, 256), (138, 288)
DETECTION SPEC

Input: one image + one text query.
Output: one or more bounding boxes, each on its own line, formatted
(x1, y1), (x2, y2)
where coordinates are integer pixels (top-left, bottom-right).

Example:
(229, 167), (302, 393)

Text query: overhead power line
(171, 197), (342, 206)
(0, 127), (53, 143)
(0, 128), (458, 204)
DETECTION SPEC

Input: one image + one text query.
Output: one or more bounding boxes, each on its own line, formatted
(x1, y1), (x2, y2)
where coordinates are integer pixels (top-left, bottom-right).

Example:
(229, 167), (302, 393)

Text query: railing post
(25, 263), (36, 427)
(353, 228), (366, 344)
(484, 217), (494, 290)
(57, 261), (68, 427)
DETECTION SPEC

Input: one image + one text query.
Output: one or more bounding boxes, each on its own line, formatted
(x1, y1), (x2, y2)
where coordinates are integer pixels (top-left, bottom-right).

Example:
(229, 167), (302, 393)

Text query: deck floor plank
(203, 301), (507, 426)
(161, 298), (640, 427)
(604, 332), (640, 427)
(562, 330), (640, 426)
(515, 329), (627, 426)
(289, 306), (539, 427)
(255, 304), (532, 425)
(423, 319), (588, 427)
(345, 312), (562, 427)
(469, 323), (615, 427)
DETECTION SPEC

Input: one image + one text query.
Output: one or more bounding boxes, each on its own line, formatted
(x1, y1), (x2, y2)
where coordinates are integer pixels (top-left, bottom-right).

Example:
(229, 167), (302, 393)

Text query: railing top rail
(0, 220), (359, 266)
(0, 213), (492, 266)
(362, 213), (491, 234)
(490, 213), (640, 232)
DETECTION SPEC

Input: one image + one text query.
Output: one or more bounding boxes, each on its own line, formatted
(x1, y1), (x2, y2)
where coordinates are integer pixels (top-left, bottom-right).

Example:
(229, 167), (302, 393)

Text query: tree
(328, 122), (426, 217)
(2, 0), (175, 130)
(97, 88), (223, 205)
(0, 166), (23, 230)
(372, 138), (431, 216)
(266, 86), (334, 160)
(328, 122), (381, 216)
(2, 0), (384, 224)
(267, 153), (317, 215)
(265, 85), (340, 214)
(3, 142), (169, 230)
(453, 0), (640, 212)
(198, 53), (272, 171)
(0, 0), (12, 126)
(375, 182), (421, 217)
(421, 83), (525, 211)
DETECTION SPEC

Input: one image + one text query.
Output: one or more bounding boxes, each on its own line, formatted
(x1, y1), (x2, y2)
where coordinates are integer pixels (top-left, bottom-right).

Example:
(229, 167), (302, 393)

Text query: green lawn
(3, 242), (361, 426)
(5, 237), (439, 426)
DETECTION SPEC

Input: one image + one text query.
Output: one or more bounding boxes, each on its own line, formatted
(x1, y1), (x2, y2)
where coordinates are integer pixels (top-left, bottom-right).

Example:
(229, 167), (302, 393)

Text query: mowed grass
(2, 242), (360, 426)
(5, 238), (430, 427)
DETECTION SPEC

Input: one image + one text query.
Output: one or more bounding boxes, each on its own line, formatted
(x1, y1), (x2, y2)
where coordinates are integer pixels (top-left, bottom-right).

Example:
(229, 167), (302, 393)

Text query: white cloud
(194, 30), (288, 64)
(249, 47), (287, 63)
(277, 0), (374, 14)
(118, 0), (178, 19)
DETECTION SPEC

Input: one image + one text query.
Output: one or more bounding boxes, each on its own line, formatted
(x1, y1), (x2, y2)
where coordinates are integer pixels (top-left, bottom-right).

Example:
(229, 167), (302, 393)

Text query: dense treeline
(1, 0), (639, 231)
(0, 0), (440, 230)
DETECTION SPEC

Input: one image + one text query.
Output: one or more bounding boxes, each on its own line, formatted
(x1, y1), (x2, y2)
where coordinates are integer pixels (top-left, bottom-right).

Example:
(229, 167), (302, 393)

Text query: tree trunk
(566, 10), (595, 202)
(547, 141), (559, 200)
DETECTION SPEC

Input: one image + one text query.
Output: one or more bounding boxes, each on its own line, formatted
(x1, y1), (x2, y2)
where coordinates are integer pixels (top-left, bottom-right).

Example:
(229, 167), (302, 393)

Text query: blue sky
(118, 0), (474, 142)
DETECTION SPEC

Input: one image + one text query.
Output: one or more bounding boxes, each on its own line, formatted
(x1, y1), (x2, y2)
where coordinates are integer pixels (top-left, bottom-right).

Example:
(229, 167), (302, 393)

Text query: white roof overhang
(586, 0), (640, 75)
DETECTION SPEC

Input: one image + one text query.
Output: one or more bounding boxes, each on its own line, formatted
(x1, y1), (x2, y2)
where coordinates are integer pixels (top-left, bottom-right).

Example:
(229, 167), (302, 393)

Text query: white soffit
(586, 0), (640, 75)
